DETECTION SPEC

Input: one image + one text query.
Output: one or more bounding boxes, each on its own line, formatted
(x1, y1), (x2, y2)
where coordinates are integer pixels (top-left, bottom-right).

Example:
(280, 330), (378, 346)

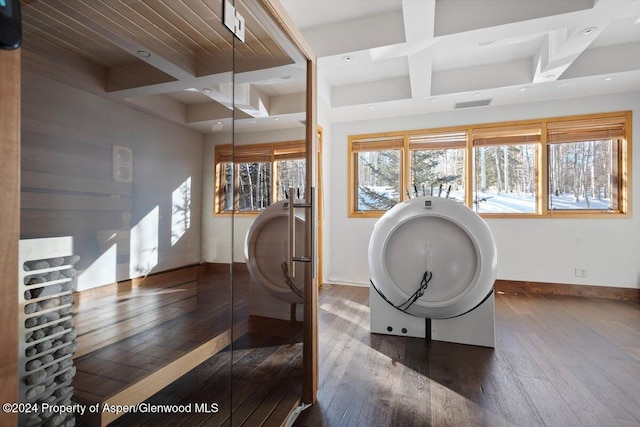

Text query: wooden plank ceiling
(20, 0), (300, 132)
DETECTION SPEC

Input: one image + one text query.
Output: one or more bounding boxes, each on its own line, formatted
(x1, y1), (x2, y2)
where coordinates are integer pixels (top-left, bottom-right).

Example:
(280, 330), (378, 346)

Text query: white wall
(324, 92), (640, 289)
(21, 67), (203, 290)
(129, 116), (203, 276)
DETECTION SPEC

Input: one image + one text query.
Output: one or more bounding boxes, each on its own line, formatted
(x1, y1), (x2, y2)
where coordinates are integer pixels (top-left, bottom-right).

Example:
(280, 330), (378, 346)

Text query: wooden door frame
(317, 126), (324, 287)
(0, 48), (21, 427)
(258, 0), (318, 404)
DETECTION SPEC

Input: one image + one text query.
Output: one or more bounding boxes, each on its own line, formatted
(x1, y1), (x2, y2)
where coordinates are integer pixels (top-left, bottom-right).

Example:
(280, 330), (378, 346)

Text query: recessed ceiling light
(603, 76), (616, 81)
(202, 88), (212, 93)
(367, 105), (374, 110)
(273, 117), (280, 121)
(216, 121), (222, 125)
(579, 27), (598, 36)
(136, 50), (151, 58)
(520, 86), (531, 92)
(429, 97), (439, 102)
(559, 82), (571, 87)
(342, 55), (353, 62)
(545, 74), (556, 79)
(472, 92), (481, 97)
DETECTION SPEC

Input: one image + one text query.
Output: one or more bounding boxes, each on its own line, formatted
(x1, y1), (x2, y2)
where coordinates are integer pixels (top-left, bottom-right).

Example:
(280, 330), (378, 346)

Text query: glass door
(230, 0), (315, 419)
(18, 1), (236, 425)
(13, 0), (314, 425)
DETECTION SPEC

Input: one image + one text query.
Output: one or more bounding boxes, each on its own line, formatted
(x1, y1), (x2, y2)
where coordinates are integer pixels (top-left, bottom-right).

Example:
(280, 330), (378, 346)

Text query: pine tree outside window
(349, 136), (403, 214)
(409, 131), (466, 202)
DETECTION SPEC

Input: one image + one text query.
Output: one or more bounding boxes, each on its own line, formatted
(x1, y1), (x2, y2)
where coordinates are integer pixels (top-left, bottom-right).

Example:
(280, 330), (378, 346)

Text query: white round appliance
(244, 200), (305, 304)
(368, 197), (497, 319)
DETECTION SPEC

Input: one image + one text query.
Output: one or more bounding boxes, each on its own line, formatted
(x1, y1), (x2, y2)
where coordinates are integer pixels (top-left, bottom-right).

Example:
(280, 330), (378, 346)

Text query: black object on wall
(0, 0), (21, 50)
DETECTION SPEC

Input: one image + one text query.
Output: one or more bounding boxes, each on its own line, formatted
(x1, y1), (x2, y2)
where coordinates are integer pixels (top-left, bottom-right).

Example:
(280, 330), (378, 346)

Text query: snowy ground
(475, 190), (611, 213)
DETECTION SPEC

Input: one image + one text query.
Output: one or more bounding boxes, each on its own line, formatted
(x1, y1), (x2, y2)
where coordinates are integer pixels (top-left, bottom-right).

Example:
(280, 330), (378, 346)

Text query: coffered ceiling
(19, 0), (640, 133)
(280, 0), (640, 123)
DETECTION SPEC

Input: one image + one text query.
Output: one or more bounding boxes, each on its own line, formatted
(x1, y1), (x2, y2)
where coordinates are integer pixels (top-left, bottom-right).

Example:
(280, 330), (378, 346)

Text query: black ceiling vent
(454, 99), (492, 109)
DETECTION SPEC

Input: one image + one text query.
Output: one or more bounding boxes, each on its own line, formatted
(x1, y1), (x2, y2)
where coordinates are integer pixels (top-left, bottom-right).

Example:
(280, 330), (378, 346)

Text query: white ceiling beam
(408, 50), (433, 99)
(107, 64), (303, 100)
(531, 26), (603, 84)
(106, 71), (233, 99)
(234, 84), (270, 118)
(402, 0), (436, 99)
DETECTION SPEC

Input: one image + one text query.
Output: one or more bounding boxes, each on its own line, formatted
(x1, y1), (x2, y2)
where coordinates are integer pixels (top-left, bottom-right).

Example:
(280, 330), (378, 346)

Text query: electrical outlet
(574, 268), (586, 278)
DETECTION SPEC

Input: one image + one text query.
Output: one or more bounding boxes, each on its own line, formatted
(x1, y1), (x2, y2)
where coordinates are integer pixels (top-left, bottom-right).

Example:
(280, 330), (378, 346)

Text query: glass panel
(277, 158), (307, 201)
(411, 148), (465, 202)
(473, 144), (537, 213)
(237, 161), (272, 211)
(233, 0), (308, 421)
(356, 150), (401, 210)
(221, 162), (234, 211)
(19, 0), (234, 425)
(548, 140), (615, 210)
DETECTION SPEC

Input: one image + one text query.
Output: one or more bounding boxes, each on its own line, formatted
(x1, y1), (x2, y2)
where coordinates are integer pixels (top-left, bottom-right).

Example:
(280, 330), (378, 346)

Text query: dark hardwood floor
(73, 267), (303, 427)
(294, 285), (640, 427)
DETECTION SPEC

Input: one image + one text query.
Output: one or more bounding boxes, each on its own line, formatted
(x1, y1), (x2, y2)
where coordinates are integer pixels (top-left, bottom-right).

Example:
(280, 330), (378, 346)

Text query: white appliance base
(370, 287), (495, 348)
(370, 285), (427, 338)
(431, 291), (495, 348)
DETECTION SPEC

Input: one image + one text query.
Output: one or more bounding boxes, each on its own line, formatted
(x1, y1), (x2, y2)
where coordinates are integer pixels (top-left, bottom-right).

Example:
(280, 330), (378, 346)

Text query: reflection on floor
(72, 265), (302, 426)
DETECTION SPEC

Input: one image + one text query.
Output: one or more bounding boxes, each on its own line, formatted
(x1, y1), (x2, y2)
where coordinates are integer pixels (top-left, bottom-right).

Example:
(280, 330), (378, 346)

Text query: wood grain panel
(71, 265), (245, 425)
(73, 266), (202, 357)
(132, 265), (200, 288)
(22, 4), (127, 68)
(22, 171), (132, 196)
(0, 48), (20, 427)
(22, 192), (132, 211)
(22, 0), (293, 94)
(91, 331), (232, 426)
(74, 289), (197, 358)
(495, 279), (640, 301)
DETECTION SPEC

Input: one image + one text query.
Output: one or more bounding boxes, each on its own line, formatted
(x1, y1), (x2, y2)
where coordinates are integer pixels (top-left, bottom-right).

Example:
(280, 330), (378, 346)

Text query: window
(349, 136), (403, 213)
(472, 124), (540, 214)
(274, 144), (307, 201)
(348, 111), (631, 218)
(409, 131), (466, 202)
(215, 141), (305, 214)
(546, 116), (627, 213)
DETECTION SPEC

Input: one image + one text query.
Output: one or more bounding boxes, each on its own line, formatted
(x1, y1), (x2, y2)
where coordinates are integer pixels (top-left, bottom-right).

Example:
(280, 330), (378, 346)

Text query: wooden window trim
(348, 134), (405, 217)
(214, 140), (305, 215)
(347, 111), (632, 219)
